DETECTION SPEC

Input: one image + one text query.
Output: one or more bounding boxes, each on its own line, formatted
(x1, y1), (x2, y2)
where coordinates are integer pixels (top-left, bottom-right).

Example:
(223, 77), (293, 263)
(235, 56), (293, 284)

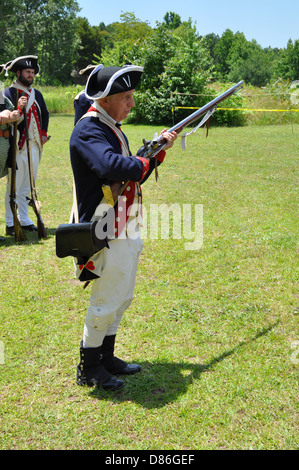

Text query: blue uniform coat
(74, 91), (93, 125)
(70, 115), (160, 223)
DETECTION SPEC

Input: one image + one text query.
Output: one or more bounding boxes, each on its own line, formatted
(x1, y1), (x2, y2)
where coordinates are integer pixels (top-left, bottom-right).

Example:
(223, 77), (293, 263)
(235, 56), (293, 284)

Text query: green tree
(201, 33), (220, 62)
(98, 18), (247, 125)
(211, 29), (278, 86)
(74, 17), (112, 72)
(103, 21), (214, 124)
(213, 28), (235, 79)
(108, 12), (152, 43)
(232, 49), (272, 86)
(273, 39), (299, 81)
(0, 0), (80, 84)
(162, 11), (182, 30)
(38, 0), (80, 84)
(228, 39), (272, 86)
(0, 0), (44, 59)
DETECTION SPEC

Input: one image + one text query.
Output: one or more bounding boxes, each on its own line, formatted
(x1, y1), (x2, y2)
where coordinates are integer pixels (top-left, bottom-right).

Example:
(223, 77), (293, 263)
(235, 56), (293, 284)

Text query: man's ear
(98, 96), (110, 111)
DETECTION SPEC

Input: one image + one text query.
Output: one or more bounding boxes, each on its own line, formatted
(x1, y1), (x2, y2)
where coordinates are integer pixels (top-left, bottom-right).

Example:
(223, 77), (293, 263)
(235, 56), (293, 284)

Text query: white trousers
(5, 141), (41, 227)
(83, 234), (144, 348)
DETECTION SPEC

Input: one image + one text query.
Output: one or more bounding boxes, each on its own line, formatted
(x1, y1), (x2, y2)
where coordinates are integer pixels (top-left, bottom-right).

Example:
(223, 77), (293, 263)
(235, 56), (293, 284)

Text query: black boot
(100, 335), (142, 375)
(76, 341), (123, 390)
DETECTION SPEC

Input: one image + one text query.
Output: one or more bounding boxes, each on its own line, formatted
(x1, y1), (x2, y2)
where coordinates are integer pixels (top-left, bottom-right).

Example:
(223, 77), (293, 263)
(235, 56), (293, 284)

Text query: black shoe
(101, 376), (124, 390)
(21, 224), (37, 231)
(6, 226), (15, 236)
(0, 236), (5, 242)
(77, 372), (123, 390)
(100, 335), (142, 375)
(76, 342), (124, 390)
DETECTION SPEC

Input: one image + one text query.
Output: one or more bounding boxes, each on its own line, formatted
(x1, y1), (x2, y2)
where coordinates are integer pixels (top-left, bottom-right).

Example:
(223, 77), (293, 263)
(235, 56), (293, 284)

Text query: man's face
(101, 90), (135, 122)
(17, 68), (35, 88)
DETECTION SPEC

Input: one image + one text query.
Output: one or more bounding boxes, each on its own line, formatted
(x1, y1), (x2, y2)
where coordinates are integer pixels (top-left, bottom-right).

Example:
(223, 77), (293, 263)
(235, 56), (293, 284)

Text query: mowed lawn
(0, 114), (298, 450)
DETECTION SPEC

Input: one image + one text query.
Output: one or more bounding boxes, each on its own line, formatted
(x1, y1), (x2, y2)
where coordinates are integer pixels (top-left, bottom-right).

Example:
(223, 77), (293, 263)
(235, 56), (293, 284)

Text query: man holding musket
(0, 64), (27, 240)
(4, 55), (49, 235)
(69, 64), (177, 390)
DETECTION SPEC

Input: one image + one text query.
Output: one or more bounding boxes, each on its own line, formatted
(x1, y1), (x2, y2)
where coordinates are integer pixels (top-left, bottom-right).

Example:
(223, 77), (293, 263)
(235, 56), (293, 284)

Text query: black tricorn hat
(5, 55), (39, 75)
(85, 64), (143, 100)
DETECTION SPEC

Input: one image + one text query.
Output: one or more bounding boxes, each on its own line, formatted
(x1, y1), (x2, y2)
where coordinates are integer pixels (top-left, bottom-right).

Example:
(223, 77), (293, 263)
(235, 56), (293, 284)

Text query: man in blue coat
(70, 64), (177, 390)
(4, 56), (49, 235)
(73, 64), (96, 125)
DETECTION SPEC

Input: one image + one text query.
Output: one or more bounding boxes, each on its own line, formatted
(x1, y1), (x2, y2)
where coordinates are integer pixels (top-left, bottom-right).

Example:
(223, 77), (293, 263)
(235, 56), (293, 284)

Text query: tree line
(1, 1), (298, 124)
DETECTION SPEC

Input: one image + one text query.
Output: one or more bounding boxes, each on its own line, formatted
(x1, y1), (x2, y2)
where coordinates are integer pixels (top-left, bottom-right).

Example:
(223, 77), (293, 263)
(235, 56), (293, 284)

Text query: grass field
(0, 115), (298, 450)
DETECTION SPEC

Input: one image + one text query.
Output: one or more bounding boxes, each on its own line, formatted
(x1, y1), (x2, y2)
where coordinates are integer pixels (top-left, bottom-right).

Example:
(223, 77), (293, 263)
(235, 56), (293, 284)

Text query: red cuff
(136, 156), (150, 180)
(156, 150), (166, 163)
(41, 129), (48, 137)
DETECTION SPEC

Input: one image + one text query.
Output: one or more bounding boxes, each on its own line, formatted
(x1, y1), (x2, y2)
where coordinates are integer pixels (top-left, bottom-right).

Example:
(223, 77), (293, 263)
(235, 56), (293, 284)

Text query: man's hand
(41, 135), (49, 146)
(0, 109), (20, 124)
(160, 128), (178, 150)
(0, 111), (9, 125)
(18, 96), (28, 110)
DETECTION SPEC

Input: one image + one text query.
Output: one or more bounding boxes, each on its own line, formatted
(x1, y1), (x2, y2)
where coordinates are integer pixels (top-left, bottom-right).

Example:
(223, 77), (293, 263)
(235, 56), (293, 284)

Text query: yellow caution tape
(173, 107), (299, 113)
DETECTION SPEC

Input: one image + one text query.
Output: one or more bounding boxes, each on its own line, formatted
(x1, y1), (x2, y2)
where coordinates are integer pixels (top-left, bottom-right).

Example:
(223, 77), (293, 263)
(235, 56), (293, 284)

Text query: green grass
(0, 115), (298, 450)
(36, 85), (82, 114)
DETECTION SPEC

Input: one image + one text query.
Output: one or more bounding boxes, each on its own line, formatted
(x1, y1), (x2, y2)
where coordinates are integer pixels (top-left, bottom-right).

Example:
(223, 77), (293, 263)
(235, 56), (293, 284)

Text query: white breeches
(83, 235), (144, 348)
(5, 141), (41, 226)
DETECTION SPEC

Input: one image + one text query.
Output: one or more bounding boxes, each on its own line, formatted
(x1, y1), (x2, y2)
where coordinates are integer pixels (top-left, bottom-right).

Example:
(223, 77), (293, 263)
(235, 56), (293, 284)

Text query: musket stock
(23, 104), (47, 239)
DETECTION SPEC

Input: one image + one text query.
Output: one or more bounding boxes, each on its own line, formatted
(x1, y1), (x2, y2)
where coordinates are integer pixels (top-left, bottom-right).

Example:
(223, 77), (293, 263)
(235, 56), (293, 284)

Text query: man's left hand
(160, 128), (178, 150)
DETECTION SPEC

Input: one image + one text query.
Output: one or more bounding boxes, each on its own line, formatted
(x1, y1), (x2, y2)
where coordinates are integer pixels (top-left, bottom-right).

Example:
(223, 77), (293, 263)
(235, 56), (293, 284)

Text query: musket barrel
(136, 80), (244, 161)
(162, 80), (244, 138)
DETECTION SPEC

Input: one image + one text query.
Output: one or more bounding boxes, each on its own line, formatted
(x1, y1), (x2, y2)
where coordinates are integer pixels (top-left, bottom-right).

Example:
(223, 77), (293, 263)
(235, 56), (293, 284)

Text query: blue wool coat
(69, 115), (159, 223)
(74, 91), (93, 125)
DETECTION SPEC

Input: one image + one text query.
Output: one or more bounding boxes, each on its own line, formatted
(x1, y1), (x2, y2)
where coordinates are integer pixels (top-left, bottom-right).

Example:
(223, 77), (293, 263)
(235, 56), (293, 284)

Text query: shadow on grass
(0, 226), (57, 247)
(89, 322), (279, 408)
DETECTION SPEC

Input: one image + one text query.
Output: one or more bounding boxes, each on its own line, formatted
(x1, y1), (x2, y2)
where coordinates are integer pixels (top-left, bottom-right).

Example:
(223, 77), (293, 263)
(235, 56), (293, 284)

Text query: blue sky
(76, 0), (298, 49)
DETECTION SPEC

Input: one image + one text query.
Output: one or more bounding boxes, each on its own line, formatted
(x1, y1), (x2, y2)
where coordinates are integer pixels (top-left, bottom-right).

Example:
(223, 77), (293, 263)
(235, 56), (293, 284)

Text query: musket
(102, 81), (244, 205)
(9, 89), (26, 241)
(137, 80), (244, 159)
(23, 104), (47, 239)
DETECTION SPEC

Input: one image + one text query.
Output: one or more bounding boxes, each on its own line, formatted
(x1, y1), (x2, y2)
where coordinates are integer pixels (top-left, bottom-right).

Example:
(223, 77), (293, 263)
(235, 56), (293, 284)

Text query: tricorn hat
(5, 55), (39, 75)
(79, 64), (97, 76)
(85, 64), (143, 100)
